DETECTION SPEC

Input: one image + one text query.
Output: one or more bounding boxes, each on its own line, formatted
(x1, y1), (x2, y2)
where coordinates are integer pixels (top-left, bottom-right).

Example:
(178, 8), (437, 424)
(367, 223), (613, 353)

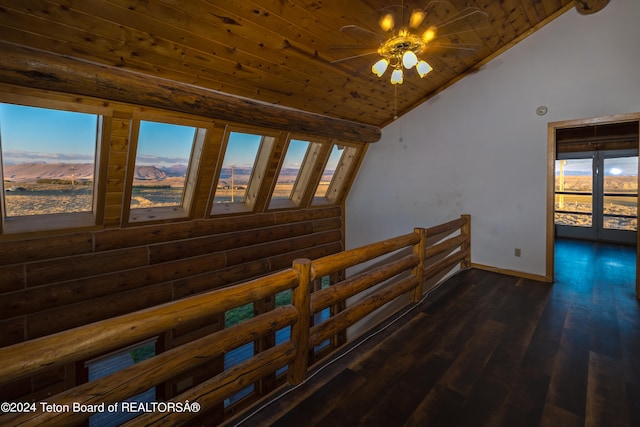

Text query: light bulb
(409, 10), (426, 28)
(390, 68), (403, 84)
(402, 50), (418, 69)
(379, 13), (395, 32)
(416, 60), (432, 78)
(372, 58), (389, 77)
(422, 26), (437, 43)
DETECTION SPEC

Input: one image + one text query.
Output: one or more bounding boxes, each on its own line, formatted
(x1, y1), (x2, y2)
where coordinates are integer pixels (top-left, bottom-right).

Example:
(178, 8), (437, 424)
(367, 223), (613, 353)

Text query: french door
(555, 149), (638, 244)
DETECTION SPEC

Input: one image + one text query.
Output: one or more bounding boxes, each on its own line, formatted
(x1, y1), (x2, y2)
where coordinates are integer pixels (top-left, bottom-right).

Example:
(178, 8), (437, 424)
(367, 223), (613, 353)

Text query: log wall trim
(0, 42), (381, 144)
(0, 205), (344, 403)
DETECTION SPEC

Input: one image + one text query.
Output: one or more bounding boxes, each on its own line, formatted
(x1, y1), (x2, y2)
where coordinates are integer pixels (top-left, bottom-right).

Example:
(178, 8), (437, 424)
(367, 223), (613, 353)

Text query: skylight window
(211, 129), (278, 215)
(272, 139), (310, 200)
(126, 117), (207, 223)
(130, 120), (196, 209)
(269, 139), (311, 208)
(213, 132), (262, 205)
(312, 144), (360, 205)
(0, 103), (98, 217)
(314, 145), (342, 199)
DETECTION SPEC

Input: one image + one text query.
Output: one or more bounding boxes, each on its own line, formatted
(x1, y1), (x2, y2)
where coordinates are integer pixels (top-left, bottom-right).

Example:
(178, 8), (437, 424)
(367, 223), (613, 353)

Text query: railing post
(288, 258), (312, 385)
(411, 228), (427, 302)
(461, 214), (471, 268)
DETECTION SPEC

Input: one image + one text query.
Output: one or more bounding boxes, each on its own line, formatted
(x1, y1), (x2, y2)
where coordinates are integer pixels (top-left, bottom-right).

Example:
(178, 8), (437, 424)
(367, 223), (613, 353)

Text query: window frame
(312, 142), (362, 206)
(209, 125), (281, 216)
(0, 98), (110, 235)
(268, 134), (331, 210)
(122, 114), (210, 225)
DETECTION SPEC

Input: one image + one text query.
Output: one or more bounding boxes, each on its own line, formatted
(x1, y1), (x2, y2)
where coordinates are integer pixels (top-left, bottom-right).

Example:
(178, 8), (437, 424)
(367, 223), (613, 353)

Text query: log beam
(0, 42), (381, 143)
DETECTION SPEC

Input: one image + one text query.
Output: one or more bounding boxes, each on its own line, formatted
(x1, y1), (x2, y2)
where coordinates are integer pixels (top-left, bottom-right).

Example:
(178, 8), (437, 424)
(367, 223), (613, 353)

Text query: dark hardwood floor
(226, 238), (639, 427)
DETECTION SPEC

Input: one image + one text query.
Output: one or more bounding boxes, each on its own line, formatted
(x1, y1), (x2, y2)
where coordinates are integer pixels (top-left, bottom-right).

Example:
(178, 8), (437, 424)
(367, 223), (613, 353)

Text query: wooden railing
(0, 215), (470, 427)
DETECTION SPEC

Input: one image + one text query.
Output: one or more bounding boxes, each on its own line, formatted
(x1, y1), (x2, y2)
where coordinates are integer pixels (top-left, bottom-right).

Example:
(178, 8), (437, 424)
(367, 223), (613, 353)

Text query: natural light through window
(554, 158), (593, 227)
(0, 102), (98, 217)
(271, 139), (310, 201)
(314, 145), (343, 198)
(213, 132), (262, 205)
(130, 120), (196, 209)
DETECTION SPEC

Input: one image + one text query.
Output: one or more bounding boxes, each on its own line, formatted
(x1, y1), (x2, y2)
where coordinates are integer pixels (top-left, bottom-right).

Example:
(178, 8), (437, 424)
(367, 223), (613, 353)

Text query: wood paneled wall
(0, 84), (353, 404)
(0, 205), (343, 401)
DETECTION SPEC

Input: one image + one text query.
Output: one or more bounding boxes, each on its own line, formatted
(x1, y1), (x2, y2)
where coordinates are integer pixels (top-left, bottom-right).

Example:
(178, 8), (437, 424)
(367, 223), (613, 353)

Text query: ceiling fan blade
(339, 25), (386, 43)
(425, 42), (480, 57)
(330, 51), (379, 63)
(432, 26), (493, 41)
(432, 8), (489, 35)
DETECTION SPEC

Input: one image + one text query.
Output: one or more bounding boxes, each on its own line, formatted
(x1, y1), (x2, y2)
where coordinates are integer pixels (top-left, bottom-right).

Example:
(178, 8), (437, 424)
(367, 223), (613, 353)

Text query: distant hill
(3, 163), (94, 181)
(4, 162), (336, 184)
(2, 162), (187, 182)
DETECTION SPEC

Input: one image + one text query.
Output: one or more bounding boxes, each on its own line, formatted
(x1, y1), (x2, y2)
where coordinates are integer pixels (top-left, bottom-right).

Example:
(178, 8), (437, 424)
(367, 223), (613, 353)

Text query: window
(223, 303), (255, 407)
(212, 129), (277, 215)
(313, 144), (359, 205)
(274, 289), (292, 376)
(0, 102), (103, 232)
(555, 150), (638, 244)
(314, 145), (343, 200)
(555, 157), (593, 227)
(270, 139), (310, 203)
(126, 118), (206, 223)
(85, 339), (157, 427)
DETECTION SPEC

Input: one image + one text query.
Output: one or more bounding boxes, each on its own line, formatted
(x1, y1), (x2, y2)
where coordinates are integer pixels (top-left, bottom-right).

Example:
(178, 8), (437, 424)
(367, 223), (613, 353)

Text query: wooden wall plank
(173, 260), (272, 299)
(148, 222), (313, 264)
(25, 247), (149, 287)
(0, 233), (93, 266)
(0, 264), (25, 293)
(0, 317), (25, 347)
(26, 283), (174, 339)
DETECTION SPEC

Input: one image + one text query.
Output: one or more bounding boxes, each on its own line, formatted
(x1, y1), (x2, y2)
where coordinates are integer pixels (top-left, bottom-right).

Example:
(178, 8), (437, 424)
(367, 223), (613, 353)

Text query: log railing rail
(0, 215), (470, 427)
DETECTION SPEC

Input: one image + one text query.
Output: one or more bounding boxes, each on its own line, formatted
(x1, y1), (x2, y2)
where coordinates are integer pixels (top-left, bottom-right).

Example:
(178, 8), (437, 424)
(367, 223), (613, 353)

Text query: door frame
(546, 113), (640, 300)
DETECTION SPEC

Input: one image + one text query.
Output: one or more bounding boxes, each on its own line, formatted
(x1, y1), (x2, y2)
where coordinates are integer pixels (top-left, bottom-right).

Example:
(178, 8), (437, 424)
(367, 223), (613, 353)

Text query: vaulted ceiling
(0, 0), (576, 128)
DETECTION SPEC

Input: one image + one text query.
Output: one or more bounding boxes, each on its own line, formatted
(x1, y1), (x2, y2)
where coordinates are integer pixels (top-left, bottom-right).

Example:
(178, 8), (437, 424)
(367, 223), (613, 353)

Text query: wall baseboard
(470, 263), (552, 283)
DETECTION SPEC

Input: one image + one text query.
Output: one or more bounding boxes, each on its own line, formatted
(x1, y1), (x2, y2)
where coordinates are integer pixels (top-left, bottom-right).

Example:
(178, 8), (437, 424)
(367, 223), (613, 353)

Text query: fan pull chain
(394, 85), (398, 120)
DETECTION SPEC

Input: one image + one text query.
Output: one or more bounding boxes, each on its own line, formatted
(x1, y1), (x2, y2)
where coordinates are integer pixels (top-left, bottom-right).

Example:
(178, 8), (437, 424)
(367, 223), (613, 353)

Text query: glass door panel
(555, 150), (638, 244)
(602, 156), (638, 231)
(555, 157), (594, 230)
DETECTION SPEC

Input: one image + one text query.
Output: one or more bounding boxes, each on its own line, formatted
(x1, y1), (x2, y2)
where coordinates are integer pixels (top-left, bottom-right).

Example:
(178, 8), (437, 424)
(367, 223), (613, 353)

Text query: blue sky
(0, 102), (342, 170)
(556, 157), (638, 176)
(0, 102), (97, 164)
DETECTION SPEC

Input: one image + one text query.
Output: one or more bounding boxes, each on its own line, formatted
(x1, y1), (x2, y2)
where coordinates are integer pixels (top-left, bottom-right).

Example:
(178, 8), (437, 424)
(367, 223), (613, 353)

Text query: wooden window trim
(123, 115), (211, 225)
(267, 134), (334, 211)
(209, 126), (282, 216)
(0, 99), (111, 235)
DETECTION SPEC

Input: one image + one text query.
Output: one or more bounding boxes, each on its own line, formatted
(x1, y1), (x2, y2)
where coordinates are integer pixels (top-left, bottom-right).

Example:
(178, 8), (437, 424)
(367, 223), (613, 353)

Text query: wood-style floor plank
(226, 239), (639, 427)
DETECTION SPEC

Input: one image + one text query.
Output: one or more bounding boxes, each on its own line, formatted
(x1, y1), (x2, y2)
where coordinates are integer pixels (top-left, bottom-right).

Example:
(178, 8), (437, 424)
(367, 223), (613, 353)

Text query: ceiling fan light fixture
(402, 50), (418, 69)
(379, 13), (395, 32)
(416, 60), (432, 77)
(422, 26), (437, 43)
(372, 58), (389, 77)
(409, 9), (426, 28)
(390, 68), (404, 84)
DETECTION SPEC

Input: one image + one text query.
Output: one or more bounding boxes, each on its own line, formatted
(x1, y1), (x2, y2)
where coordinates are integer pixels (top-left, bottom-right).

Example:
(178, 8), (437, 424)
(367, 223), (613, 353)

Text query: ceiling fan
(330, 1), (489, 85)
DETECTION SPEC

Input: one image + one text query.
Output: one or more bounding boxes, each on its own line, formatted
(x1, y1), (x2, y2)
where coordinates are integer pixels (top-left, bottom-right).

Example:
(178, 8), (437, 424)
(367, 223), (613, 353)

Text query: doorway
(555, 149), (638, 244)
(545, 114), (640, 300)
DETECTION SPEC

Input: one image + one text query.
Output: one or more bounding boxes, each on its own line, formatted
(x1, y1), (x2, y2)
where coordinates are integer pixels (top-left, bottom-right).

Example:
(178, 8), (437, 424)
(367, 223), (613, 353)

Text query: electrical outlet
(514, 248), (521, 257)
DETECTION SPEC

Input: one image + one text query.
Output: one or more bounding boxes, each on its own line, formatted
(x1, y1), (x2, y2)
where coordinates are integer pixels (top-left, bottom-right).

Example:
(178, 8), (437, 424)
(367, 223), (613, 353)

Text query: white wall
(346, 0), (640, 278)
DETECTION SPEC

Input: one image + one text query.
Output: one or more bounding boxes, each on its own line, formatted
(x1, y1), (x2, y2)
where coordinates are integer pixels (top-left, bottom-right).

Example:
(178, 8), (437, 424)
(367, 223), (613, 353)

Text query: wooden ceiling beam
(0, 42), (381, 143)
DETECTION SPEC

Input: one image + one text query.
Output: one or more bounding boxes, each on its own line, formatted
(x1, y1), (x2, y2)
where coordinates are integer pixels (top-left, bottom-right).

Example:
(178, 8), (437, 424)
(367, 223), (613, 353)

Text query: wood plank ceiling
(0, 0), (574, 129)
